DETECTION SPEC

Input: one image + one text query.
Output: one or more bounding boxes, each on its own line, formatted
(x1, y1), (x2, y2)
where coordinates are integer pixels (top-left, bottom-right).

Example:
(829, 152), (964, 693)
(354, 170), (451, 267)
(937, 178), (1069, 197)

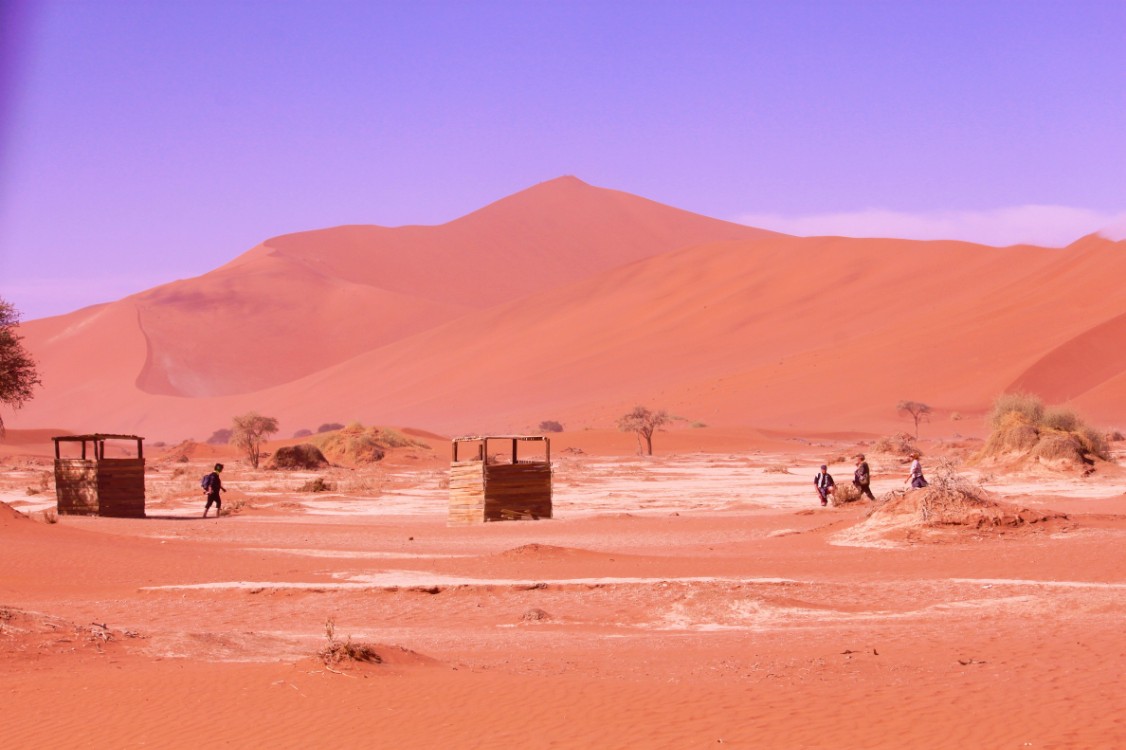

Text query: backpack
(201, 473), (215, 492)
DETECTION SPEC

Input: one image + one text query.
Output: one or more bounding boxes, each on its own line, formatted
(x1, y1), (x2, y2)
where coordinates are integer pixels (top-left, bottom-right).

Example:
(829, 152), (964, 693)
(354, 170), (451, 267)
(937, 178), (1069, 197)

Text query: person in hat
(202, 463), (227, 518)
(905, 453), (928, 489)
(853, 454), (875, 500)
(814, 464), (835, 506)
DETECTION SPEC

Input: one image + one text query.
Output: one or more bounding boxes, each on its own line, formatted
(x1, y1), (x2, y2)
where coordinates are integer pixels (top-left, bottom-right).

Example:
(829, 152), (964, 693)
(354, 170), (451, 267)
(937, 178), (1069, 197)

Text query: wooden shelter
(449, 436), (552, 525)
(53, 434), (146, 518)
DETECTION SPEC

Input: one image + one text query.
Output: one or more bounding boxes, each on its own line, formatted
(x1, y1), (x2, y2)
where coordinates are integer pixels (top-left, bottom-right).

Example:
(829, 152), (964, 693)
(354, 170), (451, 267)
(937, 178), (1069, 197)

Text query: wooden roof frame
(52, 434), (144, 461)
(451, 435), (550, 464)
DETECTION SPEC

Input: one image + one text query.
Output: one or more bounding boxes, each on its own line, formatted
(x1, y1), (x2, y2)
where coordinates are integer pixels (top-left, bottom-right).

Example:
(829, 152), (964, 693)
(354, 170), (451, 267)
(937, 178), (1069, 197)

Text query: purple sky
(1, 0), (1124, 320)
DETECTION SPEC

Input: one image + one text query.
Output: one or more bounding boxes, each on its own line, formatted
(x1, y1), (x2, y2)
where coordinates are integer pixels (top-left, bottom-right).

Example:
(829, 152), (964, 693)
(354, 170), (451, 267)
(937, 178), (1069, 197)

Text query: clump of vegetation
(310, 423), (428, 464)
(377, 428), (428, 449)
(40, 508), (58, 524)
(982, 393), (1109, 465)
(298, 477), (334, 493)
(830, 481), (863, 506)
(269, 444), (329, 470)
(311, 423), (386, 464)
(292, 428), (313, 438)
(318, 617), (381, 666)
(317, 423), (345, 434)
(538, 420), (564, 433)
(873, 432), (917, 456)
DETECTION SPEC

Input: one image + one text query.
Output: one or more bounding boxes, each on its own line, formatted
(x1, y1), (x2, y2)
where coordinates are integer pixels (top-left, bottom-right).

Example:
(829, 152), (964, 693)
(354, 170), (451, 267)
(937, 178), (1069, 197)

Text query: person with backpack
(814, 464), (835, 507)
(853, 454), (876, 500)
(202, 463), (226, 518)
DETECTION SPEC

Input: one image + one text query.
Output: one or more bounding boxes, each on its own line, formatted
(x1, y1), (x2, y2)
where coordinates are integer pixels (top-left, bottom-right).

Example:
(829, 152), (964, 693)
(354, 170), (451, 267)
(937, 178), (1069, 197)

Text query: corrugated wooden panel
(96, 459), (146, 517)
(55, 459), (99, 515)
(483, 463), (552, 521)
(448, 462), (485, 525)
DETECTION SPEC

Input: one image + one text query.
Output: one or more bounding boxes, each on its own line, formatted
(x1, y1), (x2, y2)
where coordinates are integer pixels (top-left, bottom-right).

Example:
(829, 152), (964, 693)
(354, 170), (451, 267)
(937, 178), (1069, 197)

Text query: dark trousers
(205, 493), (222, 512)
(854, 481), (875, 500)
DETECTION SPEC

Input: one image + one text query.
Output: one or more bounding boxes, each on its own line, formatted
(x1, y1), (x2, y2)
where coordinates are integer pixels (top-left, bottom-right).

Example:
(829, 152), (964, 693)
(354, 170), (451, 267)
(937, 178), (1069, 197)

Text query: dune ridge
(10, 180), (1126, 440)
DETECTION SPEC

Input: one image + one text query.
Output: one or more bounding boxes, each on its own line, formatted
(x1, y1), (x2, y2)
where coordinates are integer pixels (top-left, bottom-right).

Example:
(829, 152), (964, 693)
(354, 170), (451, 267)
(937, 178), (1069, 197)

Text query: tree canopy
(617, 405), (671, 456)
(0, 299), (42, 436)
(230, 411), (279, 468)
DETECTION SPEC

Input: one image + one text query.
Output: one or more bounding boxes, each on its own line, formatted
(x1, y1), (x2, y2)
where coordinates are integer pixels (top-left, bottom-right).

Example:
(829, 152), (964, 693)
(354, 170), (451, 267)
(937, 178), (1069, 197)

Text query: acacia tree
(0, 299), (42, 437)
(230, 411), (279, 468)
(617, 405), (671, 456)
(896, 400), (931, 440)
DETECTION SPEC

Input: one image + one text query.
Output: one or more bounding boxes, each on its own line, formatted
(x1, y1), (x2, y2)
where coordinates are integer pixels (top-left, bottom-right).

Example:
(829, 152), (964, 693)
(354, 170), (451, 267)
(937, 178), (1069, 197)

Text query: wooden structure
(53, 434), (146, 518)
(449, 436), (552, 525)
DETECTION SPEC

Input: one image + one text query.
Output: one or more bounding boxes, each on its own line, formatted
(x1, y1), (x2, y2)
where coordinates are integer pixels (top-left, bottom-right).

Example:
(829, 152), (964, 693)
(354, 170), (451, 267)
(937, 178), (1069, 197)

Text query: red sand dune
(9, 178), (1126, 441)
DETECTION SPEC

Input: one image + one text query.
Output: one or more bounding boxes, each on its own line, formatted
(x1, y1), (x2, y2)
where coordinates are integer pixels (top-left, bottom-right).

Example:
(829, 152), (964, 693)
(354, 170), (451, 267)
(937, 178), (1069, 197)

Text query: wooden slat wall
(448, 461), (485, 525)
(483, 463), (552, 521)
(54, 458), (146, 518)
(55, 459), (98, 516)
(96, 459), (146, 518)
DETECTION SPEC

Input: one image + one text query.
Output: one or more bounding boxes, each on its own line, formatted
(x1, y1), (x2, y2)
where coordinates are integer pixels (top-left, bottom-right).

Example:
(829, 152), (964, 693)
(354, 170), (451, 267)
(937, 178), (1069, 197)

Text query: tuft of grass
(41, 509), (58, 524)
(319, 618), (381, 666)
(873, 432), (917, 456)
(298, 477), (334, 493)
(982, 393), (1109, 462)
(989, 393), (1045, 430)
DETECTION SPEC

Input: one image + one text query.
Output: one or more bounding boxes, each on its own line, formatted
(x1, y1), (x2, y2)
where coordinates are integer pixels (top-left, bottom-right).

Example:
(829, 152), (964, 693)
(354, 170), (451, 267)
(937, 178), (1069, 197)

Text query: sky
(1, 0), (1124, 320)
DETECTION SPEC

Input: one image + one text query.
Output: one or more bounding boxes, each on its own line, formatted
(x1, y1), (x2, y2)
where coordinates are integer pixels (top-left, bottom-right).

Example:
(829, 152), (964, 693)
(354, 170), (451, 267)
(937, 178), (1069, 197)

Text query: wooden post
(511, 438), (518, 464)
(452, 441), (458, 462)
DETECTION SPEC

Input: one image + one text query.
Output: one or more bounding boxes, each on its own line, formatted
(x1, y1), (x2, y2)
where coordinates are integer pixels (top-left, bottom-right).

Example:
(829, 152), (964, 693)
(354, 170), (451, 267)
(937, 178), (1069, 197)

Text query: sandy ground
(2, 444), (1125, 749)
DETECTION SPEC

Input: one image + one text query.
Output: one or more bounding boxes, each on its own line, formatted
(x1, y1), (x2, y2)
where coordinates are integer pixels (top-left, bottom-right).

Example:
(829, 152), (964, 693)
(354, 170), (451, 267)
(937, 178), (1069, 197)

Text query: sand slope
(9, 179), (1126, 440)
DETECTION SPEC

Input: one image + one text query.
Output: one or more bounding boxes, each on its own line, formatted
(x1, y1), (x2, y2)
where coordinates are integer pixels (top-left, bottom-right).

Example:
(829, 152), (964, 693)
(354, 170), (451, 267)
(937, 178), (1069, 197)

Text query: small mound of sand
(1, 500), (29, 523)
(268, 444), (329, 470)
(496, 543), (576, 559)
(834, 486), (1069, 547)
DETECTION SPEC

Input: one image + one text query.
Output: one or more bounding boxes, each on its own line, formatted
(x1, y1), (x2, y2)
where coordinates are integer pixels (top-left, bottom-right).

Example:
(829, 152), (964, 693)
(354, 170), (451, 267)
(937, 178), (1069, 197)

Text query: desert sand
(3, 429), (1125, 748)
(9, 178), (1126, 441)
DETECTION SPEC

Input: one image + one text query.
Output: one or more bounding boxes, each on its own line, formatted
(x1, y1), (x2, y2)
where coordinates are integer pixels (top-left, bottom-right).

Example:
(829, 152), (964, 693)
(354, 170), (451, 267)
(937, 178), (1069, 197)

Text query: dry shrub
(319, 617), (381, 666)
(40, 508), (58, 524)
(982, 411), (1040, 455)
(980, 393), (1109, 464)
(830, 481), (862, 506)
(873, 432), (916, 456)
(1108, 430), (1124, 442)
(989, 393), (1044, 430)
(312, 424), (387, 464)
(378, 428), (428, 449)
(319, 638), (382, 665)
(298, 477), (334, 493)
(269, 444), (329, 470)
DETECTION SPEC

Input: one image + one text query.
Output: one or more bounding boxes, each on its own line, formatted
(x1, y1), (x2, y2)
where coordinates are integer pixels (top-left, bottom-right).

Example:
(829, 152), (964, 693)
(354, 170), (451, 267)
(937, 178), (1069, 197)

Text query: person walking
(814, 464), (835, 506)
(202, 463), (227, 518)
(853, 453), (876, 500)
(905, 453), (928, 489)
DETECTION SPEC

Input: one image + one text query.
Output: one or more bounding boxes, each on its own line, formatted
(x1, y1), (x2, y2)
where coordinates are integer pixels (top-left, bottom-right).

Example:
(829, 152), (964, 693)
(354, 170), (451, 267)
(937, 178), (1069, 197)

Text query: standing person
(814, 464), (835, 507)
(853, 454), (876, 500)
(906, 453), (927, 489)
(202, 463), (226, 518)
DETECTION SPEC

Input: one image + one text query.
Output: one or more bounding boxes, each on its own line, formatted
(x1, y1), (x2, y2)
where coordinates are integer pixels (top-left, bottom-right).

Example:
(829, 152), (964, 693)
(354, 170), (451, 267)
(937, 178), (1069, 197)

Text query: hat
(214, 463), (224, 471)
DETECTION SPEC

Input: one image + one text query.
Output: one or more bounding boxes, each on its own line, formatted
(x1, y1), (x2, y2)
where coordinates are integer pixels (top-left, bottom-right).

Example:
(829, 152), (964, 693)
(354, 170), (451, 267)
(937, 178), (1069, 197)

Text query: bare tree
(617, 406), (671, 456)
(230, 411), (279, 468)
(896, 400), (931, 440)
(0, 299), (42, 437)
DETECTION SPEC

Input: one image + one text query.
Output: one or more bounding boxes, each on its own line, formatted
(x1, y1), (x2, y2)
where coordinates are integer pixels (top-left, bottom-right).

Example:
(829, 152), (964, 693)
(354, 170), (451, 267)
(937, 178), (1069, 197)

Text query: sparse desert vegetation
(981, 393), (1110, 467)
